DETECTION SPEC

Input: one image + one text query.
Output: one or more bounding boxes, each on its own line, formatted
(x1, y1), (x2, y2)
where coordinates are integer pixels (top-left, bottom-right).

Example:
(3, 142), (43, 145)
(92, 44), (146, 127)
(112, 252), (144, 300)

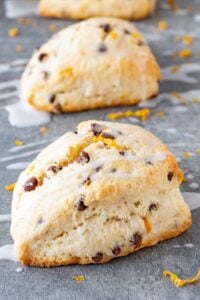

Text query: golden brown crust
(38, 0), (156, 20)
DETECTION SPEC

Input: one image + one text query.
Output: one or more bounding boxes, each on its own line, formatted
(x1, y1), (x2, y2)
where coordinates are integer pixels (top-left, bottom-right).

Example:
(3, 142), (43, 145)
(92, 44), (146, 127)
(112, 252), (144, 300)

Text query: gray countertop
(0, 0), (200, 299)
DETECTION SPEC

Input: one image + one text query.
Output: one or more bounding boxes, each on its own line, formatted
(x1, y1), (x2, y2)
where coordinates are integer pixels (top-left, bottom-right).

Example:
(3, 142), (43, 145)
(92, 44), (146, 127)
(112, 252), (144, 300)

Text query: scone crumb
(178, 49), (192, 58)
(15, 139), (24, 146)
(107, 108), (150, 121)
(163, 269), (200, 287)
(158, 20), (168, 31)
(154, 111), (165, 118)
(5, 182), (16, 192)
(17, 17), (32, 25)
(15, 44), (24, 52)
(109, 31), (118, 39)
(170, 65), (180, 73)
(143, 217), (151, 233)
(72, 275), (86, 282)
(167, 0), (177, 9)
(8, 27), (20, 38)
(48, 24), (59, 32)
(183, 152), (192, 158)
(40, 127), (49, 134)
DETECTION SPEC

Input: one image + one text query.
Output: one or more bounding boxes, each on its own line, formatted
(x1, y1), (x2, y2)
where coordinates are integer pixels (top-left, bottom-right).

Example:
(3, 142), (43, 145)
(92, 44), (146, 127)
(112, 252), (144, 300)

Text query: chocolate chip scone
(11, 121), (191, 267)
(21, 17), (160, 113)
(39, 0), (157, 20)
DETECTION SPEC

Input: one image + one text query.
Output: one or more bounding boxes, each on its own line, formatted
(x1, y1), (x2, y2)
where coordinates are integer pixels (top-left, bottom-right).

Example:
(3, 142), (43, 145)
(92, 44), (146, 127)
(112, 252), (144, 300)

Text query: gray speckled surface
(0, 0), (200, 299)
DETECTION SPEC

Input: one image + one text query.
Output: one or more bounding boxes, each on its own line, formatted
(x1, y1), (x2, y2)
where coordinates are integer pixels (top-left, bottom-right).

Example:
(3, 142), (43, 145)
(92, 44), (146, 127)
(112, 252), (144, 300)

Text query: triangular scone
(39, 0), (157, 20)
(21, 17), (160, 113)
(11, 121), (191, 267)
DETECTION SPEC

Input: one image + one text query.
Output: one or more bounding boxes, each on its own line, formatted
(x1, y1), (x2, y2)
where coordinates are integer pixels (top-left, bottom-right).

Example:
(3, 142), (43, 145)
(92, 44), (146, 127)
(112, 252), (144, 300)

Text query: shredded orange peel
(92, 136), (126, 151)
(143, 217), (151, 233)
(158, 20), (168, 31)
(178, 49), (192, 58)
(8, 27), (20, 38)
(72, 275), (86, 282)
(15, 139), (24, 146)
(163, 269), (200, 287)
(5, 182), (16, 192)
(107, 108), (150, 122)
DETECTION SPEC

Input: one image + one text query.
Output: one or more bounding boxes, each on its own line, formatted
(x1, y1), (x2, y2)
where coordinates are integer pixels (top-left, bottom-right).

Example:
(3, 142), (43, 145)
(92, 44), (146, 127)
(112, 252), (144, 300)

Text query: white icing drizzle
(16, 267), (23, 272)
(194, 14), (200, 22)
(172, 243), (194, 248)
(139, 90), (200, 108)
(183, 192), (200, 211)
(189, 182), (199, 189)
(0, 244), (18, 262)
(6, 162), (30, 170)
(187, 174), (194, 180)
(0, 214), (11, 222)
(5, 101), (51, 128)
(4, 0), (37, 18)
(161, 63), (200, 84)
(0, 149), (41, 163)
(9, 138), (56, 153)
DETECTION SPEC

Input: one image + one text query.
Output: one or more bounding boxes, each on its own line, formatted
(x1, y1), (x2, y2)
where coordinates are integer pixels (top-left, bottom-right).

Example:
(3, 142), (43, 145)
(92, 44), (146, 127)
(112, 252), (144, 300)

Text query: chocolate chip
(146, 161), (153, 165)
(74, 130), (78, 134)
(99, 23), (112, 33)
(101, 132), (115, 139)
(38, 53), (48, 61)
(24, 177), (38, 192)
(119, 151), (125, 156)
(130, 233), (142, 248)
(112, 246), (121, 256)
(54, 103), (63, 113)
(95, 166), (102, 172)
(77, 151), (90, 164)
(47, 165), (62, 173)
(111, 168), (117, 173)
(92, 252), (103, 263)
(90, 123), (103, 135)
(37, 217), (44, 225)
(138, 40), (145, 46)
(134, 201), (141, 207)
(76, 196), (87, 211)
(42, 71), (49, 79)
(98, 44), (107, 53)
(167, 171), (174, 181)
(124, 29), (131, 35)
(149, 203), (158, 212)
(49, 94), (56, 103)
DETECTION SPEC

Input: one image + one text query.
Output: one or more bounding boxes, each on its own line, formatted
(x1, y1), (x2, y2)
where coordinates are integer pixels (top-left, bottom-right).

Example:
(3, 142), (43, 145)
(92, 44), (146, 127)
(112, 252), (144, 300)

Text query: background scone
(11, 121), (191, 267)
(39, 0), (157, 20)
(21, 17), (160, 113)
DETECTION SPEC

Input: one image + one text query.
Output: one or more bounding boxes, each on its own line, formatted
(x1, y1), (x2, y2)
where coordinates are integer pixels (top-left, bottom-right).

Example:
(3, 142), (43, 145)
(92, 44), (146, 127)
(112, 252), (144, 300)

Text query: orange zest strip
(163, 269), (200, 287)
(143, 217), (151, 233)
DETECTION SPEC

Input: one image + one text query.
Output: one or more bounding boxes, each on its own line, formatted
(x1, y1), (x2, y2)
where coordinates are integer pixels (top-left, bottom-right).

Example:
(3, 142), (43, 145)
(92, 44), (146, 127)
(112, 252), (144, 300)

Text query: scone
(11, 121), (191, 267)
(39, 0), (157, 20)
(21, 17), (160, 113)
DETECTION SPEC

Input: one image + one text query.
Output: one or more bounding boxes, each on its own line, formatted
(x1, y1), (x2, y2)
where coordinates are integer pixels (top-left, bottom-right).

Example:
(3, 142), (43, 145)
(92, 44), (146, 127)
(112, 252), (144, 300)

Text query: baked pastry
(39, 0), (157, 20)
(11, 120), (191, 267)
(21, 17), (160, 113)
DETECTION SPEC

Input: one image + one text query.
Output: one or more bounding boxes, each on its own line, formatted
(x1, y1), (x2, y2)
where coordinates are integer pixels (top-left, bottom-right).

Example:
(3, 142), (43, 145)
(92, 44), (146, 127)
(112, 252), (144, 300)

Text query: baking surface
(0, 0), (200, 299)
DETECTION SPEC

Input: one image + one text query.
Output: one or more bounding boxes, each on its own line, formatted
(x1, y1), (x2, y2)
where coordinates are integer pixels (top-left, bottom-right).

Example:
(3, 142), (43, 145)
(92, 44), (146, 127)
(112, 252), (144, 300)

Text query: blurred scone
(39, 0), (157, 20)
(21, 17), (160, 113)
(11, 120), (191, 267)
